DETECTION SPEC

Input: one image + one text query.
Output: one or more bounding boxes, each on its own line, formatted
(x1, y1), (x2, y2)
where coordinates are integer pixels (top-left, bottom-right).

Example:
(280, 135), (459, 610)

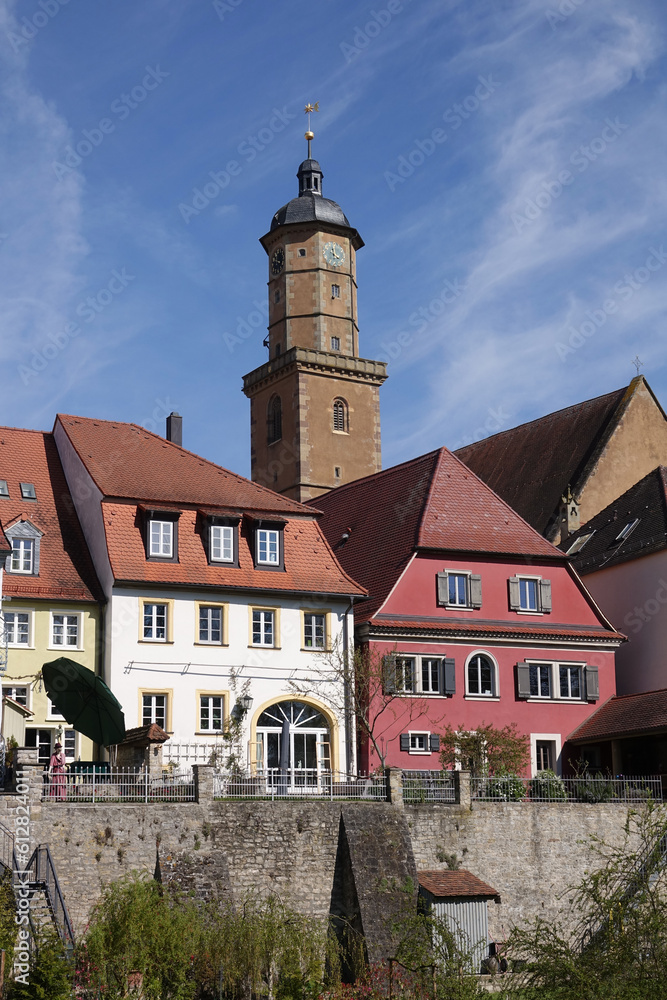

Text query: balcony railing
(42, 767), (195, 803)
(471, 774), (663, 804)
(214, 768), (387, 801)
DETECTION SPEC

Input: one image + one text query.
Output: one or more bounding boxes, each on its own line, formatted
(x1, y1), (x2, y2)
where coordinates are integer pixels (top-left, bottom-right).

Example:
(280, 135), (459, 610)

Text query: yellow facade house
(0, 427), (103, 764)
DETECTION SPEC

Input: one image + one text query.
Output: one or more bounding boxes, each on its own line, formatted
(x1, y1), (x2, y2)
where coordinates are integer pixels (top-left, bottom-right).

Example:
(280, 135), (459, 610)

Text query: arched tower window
(268, 395), (282, 444)
(332, 398), (348, 433)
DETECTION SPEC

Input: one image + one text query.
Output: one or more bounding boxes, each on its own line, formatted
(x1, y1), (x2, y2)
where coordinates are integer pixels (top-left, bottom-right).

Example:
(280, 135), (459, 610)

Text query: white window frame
(200, 694), (225, 732)
(446, 572), (470, 607)
(408, 732), (431, 755)
(303, 612), (326, 650)
(210, 525), (234, 563)
(63, 729), (76, 761)
(49, 611), (82, 650)
(143, 693), (167, 728)
(525, 660), (586, 702)
(420, 657), (442, 694)
(11, 538), (33, 574)
(149, 519), (173, 558)
(519, 576), (540, 612)
(143, 603), (168, 642)
(2, 685), (29, 708)
(3, 610), (32, 647)
(465, 651), (499, 699)
(530, 733), (562, 776)
(252, 609), (275, 647)
(391, 655), (445, 696)
(558, 662), (584, 700)
(529, 662), (552, 699)
(47, 696), (65, 721)
(256, 529), (280, 566)
(199, 605), (223, 645)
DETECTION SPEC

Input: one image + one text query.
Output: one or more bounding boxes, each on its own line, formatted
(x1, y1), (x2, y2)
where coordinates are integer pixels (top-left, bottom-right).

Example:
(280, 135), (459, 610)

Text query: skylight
(0, 481), (8, 498)
(613, 518), (639, 544)
(19, 483), (36, 500)
(566, 531), (595, 556)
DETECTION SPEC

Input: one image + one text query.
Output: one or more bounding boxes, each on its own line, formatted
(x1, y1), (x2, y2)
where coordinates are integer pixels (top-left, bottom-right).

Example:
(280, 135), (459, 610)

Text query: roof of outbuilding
(560, 466), (667, 574)
(569, 688), (667, 742)
(312, 446), (563, 622)
(454, 382), (639, 537)
(0, 427), (102, 602)
(418, 870), (500, 900)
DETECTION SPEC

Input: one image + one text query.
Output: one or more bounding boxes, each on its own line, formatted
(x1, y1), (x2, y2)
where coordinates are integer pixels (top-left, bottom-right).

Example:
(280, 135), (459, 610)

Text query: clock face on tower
(323, 241), (345, 267)
(271, 247), (285, 276)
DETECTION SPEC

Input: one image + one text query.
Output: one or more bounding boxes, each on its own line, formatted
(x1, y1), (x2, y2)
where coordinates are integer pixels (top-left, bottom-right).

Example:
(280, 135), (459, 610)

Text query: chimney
(166, 412), (182, 447)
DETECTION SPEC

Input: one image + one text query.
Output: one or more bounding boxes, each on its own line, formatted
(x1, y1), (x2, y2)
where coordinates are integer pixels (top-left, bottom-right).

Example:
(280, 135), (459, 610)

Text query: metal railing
(20, 844), (75, 949)
(0, 819), (15, 873)
(214, 768), (387, 801)
(402, 770), (457, 804)
(471, 774), (663, 803)
(43, 767), (195, 803)
(164, 740), (227, 767)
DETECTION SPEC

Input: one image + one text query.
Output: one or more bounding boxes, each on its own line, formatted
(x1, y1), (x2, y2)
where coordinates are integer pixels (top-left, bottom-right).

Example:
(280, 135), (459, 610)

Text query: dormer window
(211, 525), (233, 563)
(4, 519), (43, 576)
(11, 539), (33, 574)
(20, 483), (36, 500)
(253, 522), (285, 571)
(144, 509), (180, 562)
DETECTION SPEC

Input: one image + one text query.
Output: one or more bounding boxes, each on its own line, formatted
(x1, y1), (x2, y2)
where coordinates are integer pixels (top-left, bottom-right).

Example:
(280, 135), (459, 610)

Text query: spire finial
(632, 355), (645, 377)
(304, 102), (319, 158)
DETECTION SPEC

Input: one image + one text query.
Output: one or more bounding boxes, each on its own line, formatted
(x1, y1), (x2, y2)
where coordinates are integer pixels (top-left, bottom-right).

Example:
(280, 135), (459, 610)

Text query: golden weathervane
(304, 102), (319, 156)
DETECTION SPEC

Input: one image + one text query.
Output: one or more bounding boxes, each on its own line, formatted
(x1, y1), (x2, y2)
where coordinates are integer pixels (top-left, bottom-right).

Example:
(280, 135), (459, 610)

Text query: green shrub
(571, 774), (614, 803)
(484, 773), (526, 801)
(529, 769), (567, 801)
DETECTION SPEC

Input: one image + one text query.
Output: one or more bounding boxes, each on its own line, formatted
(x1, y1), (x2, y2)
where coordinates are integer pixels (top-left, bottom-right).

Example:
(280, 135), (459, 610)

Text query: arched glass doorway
(256, 700), (331, 788)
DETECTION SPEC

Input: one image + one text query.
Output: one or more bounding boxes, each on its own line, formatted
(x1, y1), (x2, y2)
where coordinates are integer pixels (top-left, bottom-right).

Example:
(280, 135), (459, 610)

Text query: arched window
(333, 398), (348, 433)
(268, 395), (282, 444)
(466, 653), (497, 697)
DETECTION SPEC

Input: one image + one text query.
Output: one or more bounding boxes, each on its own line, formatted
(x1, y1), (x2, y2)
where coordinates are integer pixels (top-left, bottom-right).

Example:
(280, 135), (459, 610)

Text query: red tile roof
(55, 415), (364, 596)
(455, 382), (635, 537)
(569, 689), (667, 742)
(103, 502), (364, 595)
(367, 615), (623, 644)
(0, 428), (102, 602)
(561, 465), (667, 574)
(418, 869), (500, 900)
(312, 447), (563, 622)
(56, 415), (311, 514)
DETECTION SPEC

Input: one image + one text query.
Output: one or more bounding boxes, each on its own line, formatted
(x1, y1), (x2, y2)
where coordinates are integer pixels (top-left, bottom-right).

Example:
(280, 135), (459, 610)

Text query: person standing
(49, 741), (67, 801)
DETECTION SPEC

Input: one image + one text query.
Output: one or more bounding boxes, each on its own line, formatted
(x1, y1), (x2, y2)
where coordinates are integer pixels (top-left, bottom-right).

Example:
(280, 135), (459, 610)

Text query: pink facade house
(314, 448), (624, 775)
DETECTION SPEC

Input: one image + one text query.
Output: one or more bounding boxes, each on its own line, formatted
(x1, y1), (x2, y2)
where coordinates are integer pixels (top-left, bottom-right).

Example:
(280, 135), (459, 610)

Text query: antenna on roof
(632, 355), (645, 376)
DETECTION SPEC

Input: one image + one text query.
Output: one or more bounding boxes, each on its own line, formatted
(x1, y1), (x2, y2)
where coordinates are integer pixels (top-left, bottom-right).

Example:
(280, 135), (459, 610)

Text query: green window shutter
(383, 655), (397, 694)
(508, 576), (521, 610)
(429, 734), (440, 753)
(585, 665), (599, 701)
(436, 572), (449, 606)
(469, 574), (482, 609)
(399, 734), (410, 752)
(516, 661), (531, 699)
(443, 658), (456, 695)
(540, 579), (552, 613)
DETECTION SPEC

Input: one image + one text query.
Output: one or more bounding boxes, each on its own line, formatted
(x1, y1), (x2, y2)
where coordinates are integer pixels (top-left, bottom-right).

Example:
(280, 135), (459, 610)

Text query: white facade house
(53, 414), (365, 777)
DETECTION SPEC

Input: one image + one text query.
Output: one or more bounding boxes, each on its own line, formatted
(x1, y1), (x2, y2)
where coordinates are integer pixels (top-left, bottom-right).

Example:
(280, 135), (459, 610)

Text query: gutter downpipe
(343, 596), (355, 775)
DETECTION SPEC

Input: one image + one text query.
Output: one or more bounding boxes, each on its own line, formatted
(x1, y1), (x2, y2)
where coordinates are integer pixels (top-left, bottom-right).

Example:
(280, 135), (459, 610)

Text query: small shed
(115, 724), (170, 775)
(418, 869), (500, 974)
(2, 696), (34, 747)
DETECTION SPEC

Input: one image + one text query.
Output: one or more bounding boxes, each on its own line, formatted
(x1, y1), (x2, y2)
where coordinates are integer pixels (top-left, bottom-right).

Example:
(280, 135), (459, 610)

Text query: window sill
(194, 642), (229, 648)
(138, 639), (174, 645)
(464, 694), (500, 701)
(407, 750), (433, 756)
(442, 605), (475, 612)
(249, 644), (281, 650)
(7, 644), (34, 650)
(525, 697), (584, 704)
(515, 610), (545, 616)
(195, 731), (225, 737)
(47, 645), (83, 652)
(301, 646), (330, 653)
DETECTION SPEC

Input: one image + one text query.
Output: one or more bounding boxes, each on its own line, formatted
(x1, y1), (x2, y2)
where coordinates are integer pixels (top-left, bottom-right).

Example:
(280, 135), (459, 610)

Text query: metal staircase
(0, 821), (74, 956)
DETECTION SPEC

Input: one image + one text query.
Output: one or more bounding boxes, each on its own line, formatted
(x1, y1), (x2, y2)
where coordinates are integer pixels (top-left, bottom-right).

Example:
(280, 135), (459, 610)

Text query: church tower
(242, 129), (387, 502)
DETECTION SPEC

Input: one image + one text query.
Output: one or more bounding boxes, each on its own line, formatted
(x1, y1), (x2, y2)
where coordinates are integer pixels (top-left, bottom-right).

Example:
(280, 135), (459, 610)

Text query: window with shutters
(517, 661), (589, 701)
(436, 570), (482, 610)
(332, 398), (348, 433)
(268, 395), (282, 444)
(400, 732), (440, 755)
(508, 575), (552, 614)
(465, 652), (498, 698)
(385, 655), (455, 696)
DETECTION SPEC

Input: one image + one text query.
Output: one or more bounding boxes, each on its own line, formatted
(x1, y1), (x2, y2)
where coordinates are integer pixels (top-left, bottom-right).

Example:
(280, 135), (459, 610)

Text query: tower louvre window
(331, 284), (340, 298)
(298, 248), (306, 257)
(333, 398), (348, 433)
(268, 395), (282, 444)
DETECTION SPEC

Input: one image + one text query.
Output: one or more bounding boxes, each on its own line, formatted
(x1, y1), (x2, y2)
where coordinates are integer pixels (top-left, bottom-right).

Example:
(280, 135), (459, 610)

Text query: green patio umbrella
(42, 657), (126, 747)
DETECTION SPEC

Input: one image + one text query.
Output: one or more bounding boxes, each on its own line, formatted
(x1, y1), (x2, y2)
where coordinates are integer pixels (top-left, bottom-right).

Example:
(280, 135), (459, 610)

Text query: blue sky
(1, 0), (666, 478)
